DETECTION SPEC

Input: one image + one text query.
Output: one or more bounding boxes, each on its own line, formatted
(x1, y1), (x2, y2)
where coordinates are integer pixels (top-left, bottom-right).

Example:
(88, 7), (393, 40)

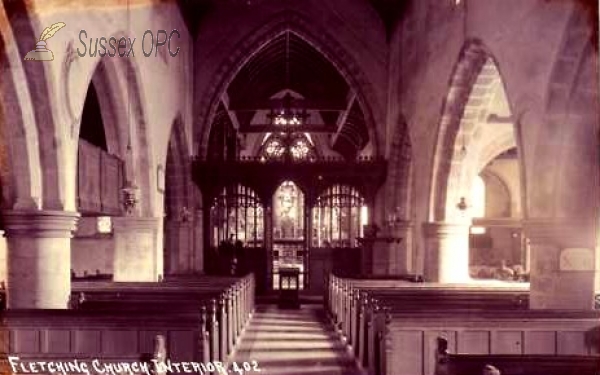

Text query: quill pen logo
(24, 22), (66, 61)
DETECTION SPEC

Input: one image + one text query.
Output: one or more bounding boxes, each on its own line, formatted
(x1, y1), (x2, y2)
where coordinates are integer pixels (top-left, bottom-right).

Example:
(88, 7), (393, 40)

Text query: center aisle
(228, 305), (364, 375)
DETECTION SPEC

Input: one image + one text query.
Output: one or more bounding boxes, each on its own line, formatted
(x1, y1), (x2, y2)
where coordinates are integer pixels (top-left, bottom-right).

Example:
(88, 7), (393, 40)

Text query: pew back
(0, 310), (205, 363)
(328, 274), (600, 375)
(436, 337), (600, 375)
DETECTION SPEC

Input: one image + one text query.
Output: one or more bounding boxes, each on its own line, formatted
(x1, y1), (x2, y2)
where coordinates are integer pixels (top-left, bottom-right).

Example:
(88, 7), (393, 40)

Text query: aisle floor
(229, 305), (364, 375)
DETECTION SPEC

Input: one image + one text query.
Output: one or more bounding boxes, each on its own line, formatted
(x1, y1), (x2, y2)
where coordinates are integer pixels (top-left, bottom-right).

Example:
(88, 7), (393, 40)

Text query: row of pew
(0, 274), (255, 373)
(327, 274), (600, 375)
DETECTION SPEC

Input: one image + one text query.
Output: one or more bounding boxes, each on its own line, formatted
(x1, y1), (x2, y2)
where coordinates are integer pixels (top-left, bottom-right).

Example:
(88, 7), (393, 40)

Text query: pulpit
(278, 267), (300, 309)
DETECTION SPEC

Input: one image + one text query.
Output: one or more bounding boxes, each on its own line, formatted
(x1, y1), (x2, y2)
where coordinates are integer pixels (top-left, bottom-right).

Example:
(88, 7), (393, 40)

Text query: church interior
(0, 0), (599, 374)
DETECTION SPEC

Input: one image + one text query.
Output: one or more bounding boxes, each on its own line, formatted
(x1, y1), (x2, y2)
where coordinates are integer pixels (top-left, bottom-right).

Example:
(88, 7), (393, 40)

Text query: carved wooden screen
(210, 184), (264, 248)
(312, 184), (366, 247)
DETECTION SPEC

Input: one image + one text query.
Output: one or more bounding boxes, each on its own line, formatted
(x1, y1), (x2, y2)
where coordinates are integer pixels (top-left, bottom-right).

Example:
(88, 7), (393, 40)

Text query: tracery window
(290, 136), (316, 161)
(211, 184), (264, 247)
(261, 136), (286, 161)
(259, 133), (317, 162)
(312, 185), (367, 247)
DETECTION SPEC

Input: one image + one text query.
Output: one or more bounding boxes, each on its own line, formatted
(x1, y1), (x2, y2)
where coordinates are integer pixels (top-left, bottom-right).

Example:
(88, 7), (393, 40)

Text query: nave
(230, 305), (362, 375)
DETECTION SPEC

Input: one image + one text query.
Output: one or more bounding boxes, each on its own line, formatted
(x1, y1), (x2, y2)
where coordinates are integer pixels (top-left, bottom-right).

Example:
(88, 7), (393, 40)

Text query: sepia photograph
(0, 0), (598, 374)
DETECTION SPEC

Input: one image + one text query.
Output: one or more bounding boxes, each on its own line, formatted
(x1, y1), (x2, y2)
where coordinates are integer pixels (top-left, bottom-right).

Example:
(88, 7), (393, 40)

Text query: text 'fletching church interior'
(0, 1), (599, 374)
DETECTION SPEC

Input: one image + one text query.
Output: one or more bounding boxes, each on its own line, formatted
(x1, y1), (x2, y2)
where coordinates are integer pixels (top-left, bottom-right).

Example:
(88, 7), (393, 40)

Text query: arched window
(273, 181), (304, 240)
(211, 185), (264, 247)
(312, 185), (366, 247)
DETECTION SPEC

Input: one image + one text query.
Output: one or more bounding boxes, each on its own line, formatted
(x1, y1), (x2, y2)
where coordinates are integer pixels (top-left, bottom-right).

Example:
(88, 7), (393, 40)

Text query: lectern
(278, 268), (300, 309)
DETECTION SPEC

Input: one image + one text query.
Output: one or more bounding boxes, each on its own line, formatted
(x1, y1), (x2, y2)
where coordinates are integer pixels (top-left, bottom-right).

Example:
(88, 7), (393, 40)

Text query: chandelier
(267, 93), (309, 129)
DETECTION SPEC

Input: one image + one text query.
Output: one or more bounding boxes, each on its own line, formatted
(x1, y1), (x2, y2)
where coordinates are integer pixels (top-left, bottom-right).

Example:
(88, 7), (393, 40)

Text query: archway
(195, 13), (381, 160)
(71, 72), (125, 280)
(193, 26), (385, 293)
(428, 41), (525, 283)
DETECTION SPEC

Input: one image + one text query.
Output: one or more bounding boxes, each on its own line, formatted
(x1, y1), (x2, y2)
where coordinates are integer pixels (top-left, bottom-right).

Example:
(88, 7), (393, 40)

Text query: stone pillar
(388, 220), (414, 274)
(371, 237), (402, 275)
(524, 219), (597, 310)
(423, 222), (470, 283)
(113, 217), (161, 281)
(3, 210), (79, 309)
(164, 218), (195, 274)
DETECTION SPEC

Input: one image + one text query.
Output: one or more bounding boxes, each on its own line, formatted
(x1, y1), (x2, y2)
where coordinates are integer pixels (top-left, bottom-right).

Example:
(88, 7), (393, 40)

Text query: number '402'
(231, 361), (261, 374)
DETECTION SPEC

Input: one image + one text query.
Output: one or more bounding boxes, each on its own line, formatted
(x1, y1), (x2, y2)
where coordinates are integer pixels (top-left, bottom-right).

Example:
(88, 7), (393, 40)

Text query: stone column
(388, 220), (413, 274)
(524, 219), (597, 310)
(3, 210), (79, 309)
(112, 217), (161, 281)
(423, 222), (470, 283)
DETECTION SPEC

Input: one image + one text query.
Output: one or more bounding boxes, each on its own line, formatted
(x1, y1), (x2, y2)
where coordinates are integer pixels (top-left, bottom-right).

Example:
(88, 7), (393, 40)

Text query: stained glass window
(290, 136), (316, 161)
(259, 133), (317, 161)
(262, 136), (286, 161)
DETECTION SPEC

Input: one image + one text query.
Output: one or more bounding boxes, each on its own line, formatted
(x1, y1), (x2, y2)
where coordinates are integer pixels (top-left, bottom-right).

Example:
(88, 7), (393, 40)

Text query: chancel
(0, 1), (598, 375)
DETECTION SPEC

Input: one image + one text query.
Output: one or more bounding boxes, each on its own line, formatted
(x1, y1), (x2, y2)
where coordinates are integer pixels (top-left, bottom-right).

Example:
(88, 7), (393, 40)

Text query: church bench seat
(328, 274), (530, 359)
(434, 337), (600, 375)
(0, 309), (211, 368)
(368, 308), (600, 375)
(69, 274), (255, 363)
(327, 275), (600, 375)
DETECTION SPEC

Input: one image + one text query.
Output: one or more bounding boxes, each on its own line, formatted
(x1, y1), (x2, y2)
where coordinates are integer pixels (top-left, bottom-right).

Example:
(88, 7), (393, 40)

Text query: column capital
(523, 218), (595, 247)
(2, 210), (79, 238)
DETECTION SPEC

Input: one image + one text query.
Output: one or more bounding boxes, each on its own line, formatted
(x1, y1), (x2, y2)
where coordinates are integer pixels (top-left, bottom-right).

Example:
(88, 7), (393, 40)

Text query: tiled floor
(229, 305), (364, 375)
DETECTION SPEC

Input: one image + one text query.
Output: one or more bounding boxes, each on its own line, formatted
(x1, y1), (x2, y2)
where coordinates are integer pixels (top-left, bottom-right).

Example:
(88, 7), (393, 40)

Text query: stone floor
(228, 305), (364, 375)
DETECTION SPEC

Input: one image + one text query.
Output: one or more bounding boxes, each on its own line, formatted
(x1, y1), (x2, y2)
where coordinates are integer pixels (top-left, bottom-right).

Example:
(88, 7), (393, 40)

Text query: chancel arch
(195, 12), (382, 160)
(194, 28), (385, 293)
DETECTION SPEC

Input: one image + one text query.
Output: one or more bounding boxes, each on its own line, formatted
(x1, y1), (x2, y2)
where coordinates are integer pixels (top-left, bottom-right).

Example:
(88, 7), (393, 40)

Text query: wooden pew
(328, 274), (529, 360)
(0, 309), (211, 367)
(327, 274), (600, 375)
(69, 273), (255, 364)
(434, 337), (600, 375)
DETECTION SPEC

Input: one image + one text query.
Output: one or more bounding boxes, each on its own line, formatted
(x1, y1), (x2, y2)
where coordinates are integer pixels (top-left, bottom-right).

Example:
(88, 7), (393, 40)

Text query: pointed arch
(4, 0), (63, 209)
(194, 10), (381, 159)
(70, 56), (153, 216)
(429, 40), (525, 223)
(531, 5), (599, 221)
(0, 1), (42, 210)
